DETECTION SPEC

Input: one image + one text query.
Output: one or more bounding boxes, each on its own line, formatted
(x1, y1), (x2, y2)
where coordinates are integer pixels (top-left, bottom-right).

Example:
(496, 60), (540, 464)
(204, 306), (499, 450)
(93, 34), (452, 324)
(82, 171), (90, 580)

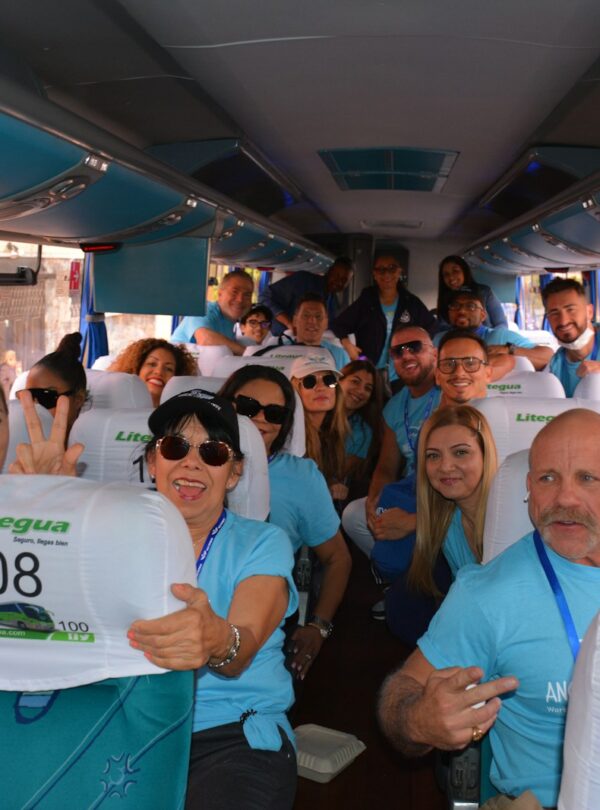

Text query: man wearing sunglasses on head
(434, 289), (552, 378)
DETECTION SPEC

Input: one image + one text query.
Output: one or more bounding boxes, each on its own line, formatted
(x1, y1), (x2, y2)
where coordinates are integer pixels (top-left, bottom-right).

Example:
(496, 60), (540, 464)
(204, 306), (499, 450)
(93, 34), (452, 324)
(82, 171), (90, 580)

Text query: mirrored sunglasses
(26, 388), (74, 410)
(157, 435), (234, 466)
(234, 395), (290, 425)
(300, 373), (338, 390)
(390, 340), (426, 358)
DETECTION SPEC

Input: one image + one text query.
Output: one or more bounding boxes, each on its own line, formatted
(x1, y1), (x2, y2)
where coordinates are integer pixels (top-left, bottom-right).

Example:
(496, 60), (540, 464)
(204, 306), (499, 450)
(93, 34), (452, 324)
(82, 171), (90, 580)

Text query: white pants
(342, 497), (375, 558)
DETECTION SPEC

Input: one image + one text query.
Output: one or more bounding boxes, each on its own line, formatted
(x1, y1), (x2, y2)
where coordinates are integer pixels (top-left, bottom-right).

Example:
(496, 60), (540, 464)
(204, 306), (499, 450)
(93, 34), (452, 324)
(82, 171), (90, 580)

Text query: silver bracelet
(207, 623), (240, 669)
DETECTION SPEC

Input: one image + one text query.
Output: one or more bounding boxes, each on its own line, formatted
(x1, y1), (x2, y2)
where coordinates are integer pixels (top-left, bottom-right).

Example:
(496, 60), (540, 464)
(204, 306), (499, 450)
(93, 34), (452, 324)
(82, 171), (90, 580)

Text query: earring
(523, 491), (529, 503)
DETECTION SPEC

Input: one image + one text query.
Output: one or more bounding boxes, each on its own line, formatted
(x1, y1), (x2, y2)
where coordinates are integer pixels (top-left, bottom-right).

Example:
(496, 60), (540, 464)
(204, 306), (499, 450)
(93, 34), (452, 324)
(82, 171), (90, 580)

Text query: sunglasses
(26, 388), (74, 410)
(437, 357), (488, 374)
(235, 394), (290, 425)
(390, 340), (429, 358)
(157, 435), (235, 466)
(300, 373), (338, 390)
(245, 319), (271, 329)
(373, 264), (401, 275)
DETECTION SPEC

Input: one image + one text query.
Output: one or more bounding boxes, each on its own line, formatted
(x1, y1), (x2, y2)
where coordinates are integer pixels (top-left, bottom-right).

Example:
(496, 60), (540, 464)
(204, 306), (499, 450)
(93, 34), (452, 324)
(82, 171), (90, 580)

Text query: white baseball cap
(290, 353), (340, 379)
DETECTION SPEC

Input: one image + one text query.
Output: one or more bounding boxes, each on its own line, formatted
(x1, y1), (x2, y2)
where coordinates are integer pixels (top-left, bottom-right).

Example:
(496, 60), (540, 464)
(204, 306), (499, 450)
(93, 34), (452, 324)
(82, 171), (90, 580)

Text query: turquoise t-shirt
(268, 453), (340, 552)
(549, 333), (600, 396)
(192, 510), (298, 750)
(345, 413), (373, 460)
(419, 533), (600, 807)
(383, 386), (442, 476)
(376, 299), (398, 381)
(442, 508), (477, 577)
(171, 302), (235, 343)
(433, 325), (535, 349)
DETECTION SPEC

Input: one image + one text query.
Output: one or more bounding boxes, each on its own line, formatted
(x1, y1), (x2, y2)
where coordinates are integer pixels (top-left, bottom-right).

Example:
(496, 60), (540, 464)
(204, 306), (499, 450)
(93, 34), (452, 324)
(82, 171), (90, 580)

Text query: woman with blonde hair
(109, 338), (197, 406)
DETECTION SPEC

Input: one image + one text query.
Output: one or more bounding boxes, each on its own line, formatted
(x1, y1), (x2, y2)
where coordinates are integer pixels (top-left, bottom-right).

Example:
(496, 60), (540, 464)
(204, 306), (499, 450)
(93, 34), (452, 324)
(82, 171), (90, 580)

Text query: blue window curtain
(539, 273), (555, 332)
(514, 276), (525, 329)
(583, 269), (600, 323)
(79, 254), (109, 368)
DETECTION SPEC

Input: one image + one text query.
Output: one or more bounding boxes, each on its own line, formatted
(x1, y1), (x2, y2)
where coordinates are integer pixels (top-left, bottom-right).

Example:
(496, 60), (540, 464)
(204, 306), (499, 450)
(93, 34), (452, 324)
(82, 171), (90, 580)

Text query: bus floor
(291, 544), (447, 810)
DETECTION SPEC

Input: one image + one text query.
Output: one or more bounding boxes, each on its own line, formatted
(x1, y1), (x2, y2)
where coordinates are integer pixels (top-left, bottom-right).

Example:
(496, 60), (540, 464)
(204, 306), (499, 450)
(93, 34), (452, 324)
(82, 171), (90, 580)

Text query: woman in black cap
(128, 389), (298, 810)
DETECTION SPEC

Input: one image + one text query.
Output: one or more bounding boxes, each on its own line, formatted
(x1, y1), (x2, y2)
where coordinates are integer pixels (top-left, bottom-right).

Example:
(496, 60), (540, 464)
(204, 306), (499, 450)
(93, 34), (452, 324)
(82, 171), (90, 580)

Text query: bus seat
(503, 355), (536, 374)
(485, 372), (565, 400)
(90, 354), (115, 370)
(472, 397), (596, 465)
(86, 370), (153, 409)
(8, 369), (28, 399)
(6, 398), (54, 471)
(482, 449), (531, 563)
(282, 390), (306, 457)
(572, 371), (600, 400)
(0, 475), (194, 808)
(173, 342), (232, 376)
(218, 354), (297, 379)
(518, 329), (559, 351)
(229, 414), (270, 521)
(558, 610), (600, 810)
(161, 375), (224, 401)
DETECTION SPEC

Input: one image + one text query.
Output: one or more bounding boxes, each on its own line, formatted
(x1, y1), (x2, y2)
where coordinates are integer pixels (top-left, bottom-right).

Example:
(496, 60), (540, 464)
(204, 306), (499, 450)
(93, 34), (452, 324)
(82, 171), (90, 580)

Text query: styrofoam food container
(295, 723), (366, 783)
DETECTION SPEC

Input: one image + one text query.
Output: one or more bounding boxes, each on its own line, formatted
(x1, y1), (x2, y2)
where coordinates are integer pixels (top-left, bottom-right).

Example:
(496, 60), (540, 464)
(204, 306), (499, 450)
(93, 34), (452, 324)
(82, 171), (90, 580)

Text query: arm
(486, 342), (553, 371)
(341, 337), (363, 361)
(372, 508), (416, 540)
(577, 359), (600, 378)
(193, 327), (245, 356)
(366, 423), (403, 532)
(378, 648), (518, 756)
(290, 531), (352, 679)
(128, 574), (288, 677)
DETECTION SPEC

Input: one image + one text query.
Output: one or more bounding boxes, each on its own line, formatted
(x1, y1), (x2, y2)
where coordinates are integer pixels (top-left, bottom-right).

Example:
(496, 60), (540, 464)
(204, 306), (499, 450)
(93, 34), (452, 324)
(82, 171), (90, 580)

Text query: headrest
(518, 328), (559, 351)
(9, 369), (29, 400)
(6, 400), (54, 472)
(161, 375), (224, 402)
(485, 372), (565, 400)
(573, 372), (600, 400)
(504, 355), (535, 373)
(217, 355), (297, 380)
(174, 343), (230, 376)
(559, 610), (600, 810)
(0, 475), (196, 690)
(283, 390), (306, 457)
(228, 415), (270, 521)
(86, 370), (152, 409)
(472, 397), (599, 465)
(90, 354), (115, 371)
(483, 449), (532, 563)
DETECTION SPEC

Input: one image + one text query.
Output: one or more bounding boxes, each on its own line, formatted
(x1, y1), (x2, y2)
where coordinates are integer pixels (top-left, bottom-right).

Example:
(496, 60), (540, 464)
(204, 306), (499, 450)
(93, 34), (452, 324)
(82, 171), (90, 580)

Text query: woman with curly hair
(109, 339), (198, 406)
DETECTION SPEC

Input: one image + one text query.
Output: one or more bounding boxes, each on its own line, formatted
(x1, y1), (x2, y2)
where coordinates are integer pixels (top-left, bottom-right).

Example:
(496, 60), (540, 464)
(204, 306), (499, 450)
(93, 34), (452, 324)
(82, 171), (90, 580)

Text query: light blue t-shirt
(268, 453), (340, 552)
(549, 332), (600, 396)
(321, 339), (351, 371)
(345, 413), (373, 460)
(442, 508), (477, 577)
(192, 510), (298, 751)
(419, 533), (600, 807)
(383, 386), (442, 476)
(171, 302), (235, 343)
(433, 325), (535, 349)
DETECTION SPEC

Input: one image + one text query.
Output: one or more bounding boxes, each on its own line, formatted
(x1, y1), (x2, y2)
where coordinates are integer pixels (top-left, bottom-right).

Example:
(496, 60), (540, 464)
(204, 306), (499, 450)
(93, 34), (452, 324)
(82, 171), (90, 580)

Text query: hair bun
(56, 332), (83, 360)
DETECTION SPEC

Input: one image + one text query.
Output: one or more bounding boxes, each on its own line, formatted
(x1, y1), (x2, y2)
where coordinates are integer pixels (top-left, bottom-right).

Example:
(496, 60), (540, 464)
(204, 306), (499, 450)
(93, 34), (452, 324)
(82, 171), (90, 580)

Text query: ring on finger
(304, 654), (312, 660)
(471, 726), (484, 743)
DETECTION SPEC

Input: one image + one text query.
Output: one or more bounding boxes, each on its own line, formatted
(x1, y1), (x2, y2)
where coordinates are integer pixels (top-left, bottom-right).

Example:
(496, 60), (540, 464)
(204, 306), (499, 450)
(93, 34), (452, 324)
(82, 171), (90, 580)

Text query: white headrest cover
(244, 344), (333, 361)
(86, 370), (152, 409)
(229, 415), (270, 521)
(0, 475), (195, 690)
(503, 355), (536, 374)
(6, 400), (54, 471)
(90, 354), (115, 371)
(69, 408), (154, 485)
(9, 369), (29, 400)
(174, 343), (231, 376)
(282, 390), (306, 457)
(217, 355), (297, 380)
(559, 610), (600, 810)
(161, 375), (224, 402)
(483, 449), (532, 563)
(573, 372), (600, 400)
(486, 372), (565, 400)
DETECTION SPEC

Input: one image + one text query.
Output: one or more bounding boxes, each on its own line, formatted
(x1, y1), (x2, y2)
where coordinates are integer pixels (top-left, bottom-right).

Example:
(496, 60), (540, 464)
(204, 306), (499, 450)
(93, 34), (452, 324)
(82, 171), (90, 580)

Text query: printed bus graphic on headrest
(515, 413), (555, 423)
(0, 602), (55, 633)
(487, 383), (522, 393)
(0, 516), (70, 534)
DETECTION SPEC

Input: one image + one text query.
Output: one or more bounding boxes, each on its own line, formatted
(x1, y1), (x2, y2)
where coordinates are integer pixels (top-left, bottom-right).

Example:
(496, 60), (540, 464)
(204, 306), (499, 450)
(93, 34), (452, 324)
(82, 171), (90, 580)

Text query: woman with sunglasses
(290, 354), (349, 501)
(382, 405), (498, 646)
(338, 359), (384, 499)
(109, 338), (198, 407)
(218, 365), (351, 680)
(25, 332), (87, 439)
(239, 304), (273, 346)
(437, 255), (507, 328)
(128, 389), (298, 809)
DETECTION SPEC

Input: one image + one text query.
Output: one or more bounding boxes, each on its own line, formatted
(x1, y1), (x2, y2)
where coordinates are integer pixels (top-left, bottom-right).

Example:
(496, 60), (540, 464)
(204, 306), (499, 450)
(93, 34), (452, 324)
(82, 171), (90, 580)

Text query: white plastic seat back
(91, 354), (114, 370)
(86, 370), (152, 409)
(218, 354), (297, 379)
(485, 372), (565, 400)
(69, 407), (153, 486)
(229, 415), (270, 521)
(0, 474), (196, 690)
(244, 343), (335, 363)
(472, 397), (597, 465)
(161, 375), (223, 402)
(174, 343), (231, 376)
(9, 369), (29, 400)
(283, 390), (306, 457)
(503, 355), (535, 374)
(573, 372), (600, 400)
(6, 399), (54, 471)
(519, 328), (559, 351)
(483, 449), (532, 563)
(559, 610), (600, 810)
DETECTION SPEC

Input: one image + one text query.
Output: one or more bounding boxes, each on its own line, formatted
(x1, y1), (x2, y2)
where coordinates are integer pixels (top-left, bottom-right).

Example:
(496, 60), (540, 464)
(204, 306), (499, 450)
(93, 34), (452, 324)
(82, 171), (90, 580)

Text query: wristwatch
(506, 343), (515, 355)
(307, 615), (334, 639)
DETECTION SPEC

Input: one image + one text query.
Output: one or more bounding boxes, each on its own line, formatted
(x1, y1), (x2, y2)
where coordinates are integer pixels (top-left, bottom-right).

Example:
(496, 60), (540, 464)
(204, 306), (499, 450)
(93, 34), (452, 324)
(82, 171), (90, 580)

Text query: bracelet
(207, 623), (240, 669)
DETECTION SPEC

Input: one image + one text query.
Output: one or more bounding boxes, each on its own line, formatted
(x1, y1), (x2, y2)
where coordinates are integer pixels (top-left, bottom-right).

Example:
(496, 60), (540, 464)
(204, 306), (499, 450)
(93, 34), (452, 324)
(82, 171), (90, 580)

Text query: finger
(171, 582), (209, 608)
(18, 390), (45, 445)
(129, 608), (198, 638)
(48, 396), (71, 447)
(7, 460), (25, 474)
(465, 675), (519, 706)
(13, 444), (36, 474)
(62, 443), (84, 475)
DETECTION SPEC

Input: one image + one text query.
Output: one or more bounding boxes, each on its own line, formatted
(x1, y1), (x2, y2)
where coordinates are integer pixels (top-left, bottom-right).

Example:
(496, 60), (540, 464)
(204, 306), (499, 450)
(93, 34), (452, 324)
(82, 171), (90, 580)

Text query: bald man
(378, 409), (600, 809)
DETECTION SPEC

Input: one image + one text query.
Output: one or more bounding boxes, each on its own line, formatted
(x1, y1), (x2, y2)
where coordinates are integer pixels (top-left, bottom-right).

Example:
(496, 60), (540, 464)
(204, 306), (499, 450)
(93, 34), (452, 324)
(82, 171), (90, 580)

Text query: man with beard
(543, 278), (600, 396)
(378, 408), (600, 809)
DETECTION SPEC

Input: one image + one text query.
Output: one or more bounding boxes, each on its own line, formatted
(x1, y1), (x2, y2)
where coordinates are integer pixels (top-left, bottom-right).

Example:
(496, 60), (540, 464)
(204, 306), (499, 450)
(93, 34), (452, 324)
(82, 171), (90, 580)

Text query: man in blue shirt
(378, 409), (600, 809)
(543, 277), (600, 396)
(171, 269), (254, 355)
(259, 257), (353, 335)
(435, 289), (553, 377)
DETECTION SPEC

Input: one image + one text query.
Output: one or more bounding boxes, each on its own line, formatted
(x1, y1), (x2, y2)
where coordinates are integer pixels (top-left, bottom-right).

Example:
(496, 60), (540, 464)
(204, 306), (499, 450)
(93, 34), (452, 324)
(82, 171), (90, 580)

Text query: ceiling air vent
(319, 147), (458, 192)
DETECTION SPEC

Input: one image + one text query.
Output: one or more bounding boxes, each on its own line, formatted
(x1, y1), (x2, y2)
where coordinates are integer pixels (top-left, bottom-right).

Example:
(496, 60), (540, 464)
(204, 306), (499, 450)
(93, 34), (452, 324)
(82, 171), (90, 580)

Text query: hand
(408, 666), (518, 750)
(330, 482), (349, 501)
(9, 391), (84, 476)
(128, 583), (230, 670)
(485, 344), (509, 357)
(372, 507), (416, 540)
(577, 359), (600, 378)
(366, 495), (379, 534)
(288, 625), (324, 680)
(347, 343), (363, 362)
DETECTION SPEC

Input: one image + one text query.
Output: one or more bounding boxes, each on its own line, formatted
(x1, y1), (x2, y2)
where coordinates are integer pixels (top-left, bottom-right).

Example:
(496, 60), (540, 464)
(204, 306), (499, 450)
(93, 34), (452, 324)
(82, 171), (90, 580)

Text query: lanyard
(195, 509), (227, 579)
(404, 388), (436, 454)
(533, 530), (580, 662)
(591, 330), (600, 362)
